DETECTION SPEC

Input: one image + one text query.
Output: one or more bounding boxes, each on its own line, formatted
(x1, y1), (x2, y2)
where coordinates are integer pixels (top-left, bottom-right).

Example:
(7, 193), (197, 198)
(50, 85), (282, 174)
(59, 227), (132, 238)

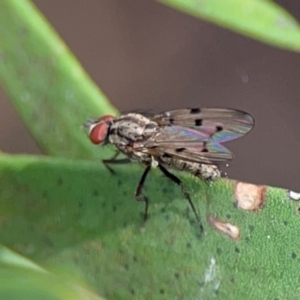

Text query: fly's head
(84, 115), (115, 145)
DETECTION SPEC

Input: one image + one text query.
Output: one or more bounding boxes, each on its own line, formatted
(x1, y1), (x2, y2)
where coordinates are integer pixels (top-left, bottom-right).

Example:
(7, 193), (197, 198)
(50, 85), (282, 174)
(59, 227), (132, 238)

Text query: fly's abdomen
(159, 156), (221, 181)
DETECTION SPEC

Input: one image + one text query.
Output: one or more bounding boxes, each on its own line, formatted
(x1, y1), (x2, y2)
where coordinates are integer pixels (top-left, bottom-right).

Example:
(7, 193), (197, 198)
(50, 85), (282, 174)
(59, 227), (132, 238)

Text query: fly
(85, 108), (254, 233)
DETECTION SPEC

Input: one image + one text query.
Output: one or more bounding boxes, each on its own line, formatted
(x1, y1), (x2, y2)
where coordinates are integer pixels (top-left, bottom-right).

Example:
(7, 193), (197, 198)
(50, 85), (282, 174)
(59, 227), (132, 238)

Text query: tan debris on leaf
(234, 182), (266, 211)
(207, 215), (240, 240)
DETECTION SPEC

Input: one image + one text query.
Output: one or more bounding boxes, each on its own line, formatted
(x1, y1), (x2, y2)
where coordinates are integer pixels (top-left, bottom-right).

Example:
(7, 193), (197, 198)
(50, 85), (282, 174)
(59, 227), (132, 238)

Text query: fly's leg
(135, 164), (151, 224)
(158, 164), (204, 234)
(102, 151), (130, 174)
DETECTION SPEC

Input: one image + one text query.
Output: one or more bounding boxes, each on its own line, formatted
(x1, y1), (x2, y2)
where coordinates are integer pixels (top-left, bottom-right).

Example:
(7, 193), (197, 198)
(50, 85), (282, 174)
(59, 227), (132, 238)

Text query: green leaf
(0, 0), (117, 158)
(158, 0), (300, 52)
(0, 246), (104, 300)
(0, 154), (298, 299)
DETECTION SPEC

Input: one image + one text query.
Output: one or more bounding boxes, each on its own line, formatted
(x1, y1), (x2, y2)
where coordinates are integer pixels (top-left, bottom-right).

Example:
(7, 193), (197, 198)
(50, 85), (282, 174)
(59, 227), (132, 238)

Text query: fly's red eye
(89, 122), (109, 144)
(88, 115), (114, 145)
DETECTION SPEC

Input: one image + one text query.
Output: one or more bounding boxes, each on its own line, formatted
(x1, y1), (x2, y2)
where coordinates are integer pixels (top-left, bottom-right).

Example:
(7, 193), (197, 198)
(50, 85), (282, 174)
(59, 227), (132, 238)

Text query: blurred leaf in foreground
(158, 0), (300, 52)
(0, 246), (102, 300)
(0, 0), (117, 158)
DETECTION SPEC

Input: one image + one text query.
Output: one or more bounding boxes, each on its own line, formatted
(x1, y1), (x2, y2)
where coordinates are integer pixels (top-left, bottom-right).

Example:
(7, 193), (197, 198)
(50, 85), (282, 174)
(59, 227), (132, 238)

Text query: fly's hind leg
(102, 151), (131, 174)
(135, 164), (151, 225)
(157, 164), (204, 234)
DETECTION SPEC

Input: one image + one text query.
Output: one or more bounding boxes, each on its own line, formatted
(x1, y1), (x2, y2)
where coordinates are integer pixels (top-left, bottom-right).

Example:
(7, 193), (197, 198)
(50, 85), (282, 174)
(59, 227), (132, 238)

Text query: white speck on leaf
(199, 257), (220, 297)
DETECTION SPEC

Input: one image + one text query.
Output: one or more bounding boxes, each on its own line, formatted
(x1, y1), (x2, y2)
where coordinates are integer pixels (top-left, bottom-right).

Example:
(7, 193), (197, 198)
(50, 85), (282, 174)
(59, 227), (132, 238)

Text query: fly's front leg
(158, 164), (204, 234)
(135, 164), (151, 224)
(102, 151), (130, 174)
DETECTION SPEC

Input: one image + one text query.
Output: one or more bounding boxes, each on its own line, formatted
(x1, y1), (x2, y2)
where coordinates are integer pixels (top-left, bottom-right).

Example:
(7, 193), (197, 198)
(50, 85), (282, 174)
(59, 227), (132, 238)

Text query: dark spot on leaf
(217, 248), (222, 255)
(160, 207), (166, 214)
(195, 118), (202, 126)
(297, 207), (300, 214)
(291, 252), (297, 259)
(112, 205), (117, 212)
(234, 247), (240, 253)
(78, 202), (83, 208)
(129, 288), (135, 295)
(174, 273), (180, 279)
(189, 218), (196, 226)
(245, 237), (250, 243)
(175, 147), (186, 152)
(21, 27), (29, 36)
(159, 288), (165, 294)
(117, 179), (122, 186)
(123, 191), (128, 196)
(230, 277), (234, 283)
(190, 108), (201, 114)
(57, 178), (63, 186)
(226, 214), (231, 219)
(186, 242), (192, 248)
(42, 191), (48, 198)
(133, 256), (138, 262)
(283, 220), (288, 226)
(124, 263), (129, 270)
(101, 202), (106, 208)
(248, 225), (254, 232)
(196, 232), (202, 240)
(216, 125), (223, 132)
(184, 207), (190, 216)
(162, 187), (168, 194)
(93, 190), (99, 197)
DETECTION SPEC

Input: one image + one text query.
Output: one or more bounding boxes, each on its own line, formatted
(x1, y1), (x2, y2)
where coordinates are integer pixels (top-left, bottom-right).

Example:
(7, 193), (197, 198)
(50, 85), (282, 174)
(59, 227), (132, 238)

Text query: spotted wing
(150, 108), (254, 137)
(143, 108), (254, 164)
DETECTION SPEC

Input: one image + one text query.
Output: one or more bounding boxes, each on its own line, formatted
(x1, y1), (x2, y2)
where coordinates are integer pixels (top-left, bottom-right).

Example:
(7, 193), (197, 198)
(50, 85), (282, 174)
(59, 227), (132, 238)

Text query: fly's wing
(150, 108), (254, 138)
(141, 108), (254, 164)
(143, 125), (233, 164)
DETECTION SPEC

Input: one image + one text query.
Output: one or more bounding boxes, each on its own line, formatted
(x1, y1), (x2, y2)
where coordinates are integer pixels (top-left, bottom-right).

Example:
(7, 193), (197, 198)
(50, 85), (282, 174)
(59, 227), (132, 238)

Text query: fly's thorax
(108, 113), (158, 145)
